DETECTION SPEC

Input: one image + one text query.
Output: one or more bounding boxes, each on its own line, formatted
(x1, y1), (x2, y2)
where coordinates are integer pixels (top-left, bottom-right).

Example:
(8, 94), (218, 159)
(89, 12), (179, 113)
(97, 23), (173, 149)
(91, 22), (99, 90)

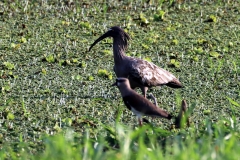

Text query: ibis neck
(113, 39), (127, 64)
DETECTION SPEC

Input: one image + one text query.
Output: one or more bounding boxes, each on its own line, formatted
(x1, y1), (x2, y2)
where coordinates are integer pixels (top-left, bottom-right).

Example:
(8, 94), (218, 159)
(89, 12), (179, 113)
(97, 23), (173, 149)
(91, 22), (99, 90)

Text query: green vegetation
(0, 0), (239, 159)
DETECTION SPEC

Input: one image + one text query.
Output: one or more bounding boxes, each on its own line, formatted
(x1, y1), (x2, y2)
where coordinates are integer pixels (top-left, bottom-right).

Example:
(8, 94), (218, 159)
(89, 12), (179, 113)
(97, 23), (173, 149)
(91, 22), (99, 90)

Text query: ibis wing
(129, 58), (182, 87)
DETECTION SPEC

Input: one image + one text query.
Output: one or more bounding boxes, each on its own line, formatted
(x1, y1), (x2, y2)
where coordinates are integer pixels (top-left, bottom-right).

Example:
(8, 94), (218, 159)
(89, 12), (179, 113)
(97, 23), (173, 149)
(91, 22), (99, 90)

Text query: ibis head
(89, 26), (130, 51)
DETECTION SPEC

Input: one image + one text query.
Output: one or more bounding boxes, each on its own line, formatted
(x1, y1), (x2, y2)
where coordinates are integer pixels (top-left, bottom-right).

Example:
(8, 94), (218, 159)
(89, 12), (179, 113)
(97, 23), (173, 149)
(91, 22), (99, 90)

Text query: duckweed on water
(0, 0), (239, 159)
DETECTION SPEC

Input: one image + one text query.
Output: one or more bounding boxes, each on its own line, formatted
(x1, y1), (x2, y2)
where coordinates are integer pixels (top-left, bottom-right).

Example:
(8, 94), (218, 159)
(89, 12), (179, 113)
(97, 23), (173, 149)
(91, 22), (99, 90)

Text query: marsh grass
(0, 0), (239, 159)
(0, 120), (239, 160)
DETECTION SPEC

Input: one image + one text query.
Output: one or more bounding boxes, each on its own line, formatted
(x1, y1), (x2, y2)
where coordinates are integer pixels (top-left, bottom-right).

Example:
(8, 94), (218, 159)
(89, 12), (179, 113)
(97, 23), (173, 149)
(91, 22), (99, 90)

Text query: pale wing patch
(143, 70), (153, 81)
(131, 58), (177, 86)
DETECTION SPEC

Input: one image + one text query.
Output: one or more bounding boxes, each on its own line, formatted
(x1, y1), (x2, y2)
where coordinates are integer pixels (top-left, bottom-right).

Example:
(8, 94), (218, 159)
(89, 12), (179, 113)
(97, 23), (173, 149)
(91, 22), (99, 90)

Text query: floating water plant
(79, 61), (86, 68)
(203, 109), (211, 115)
(7, 113), (15, 120)
(153, 10), (165, 21)
(170, 59), (180, 68)
(101, 50), (111, 56)
(62, 21), (70, 26)
(60, 87), (68, 94)
(45, 54), (55, 63)
(62, 118), (72, 127)
(209, 51), (220, 58)
(197, 38), (208, 44)
(10, 43), (21, 49)
(42, 68), (47, 75)
(19, 37), (27, 43)
(88, 76), (94, 81)
(143, 57), (151, 62)
(209, 15), (217, 23)
(172, 39), (179, 45)
(192, 55), (199, 62)
(194, 47), (204, 54)
(139, 13), (149, 25)
(166, 26), (175, 31)
(79, 21), (91, 29)
(74, 75), (81, 81)
(141, 43), (149, 49)
(228, 42), (233, 47)
(71, 58), (79, 63)
(3, 62), (15, 70)
(204, 15), (217, 23)
(1, 84), (11, 93)
(98, 69), (112, 80)
(1, 1), (240, 159)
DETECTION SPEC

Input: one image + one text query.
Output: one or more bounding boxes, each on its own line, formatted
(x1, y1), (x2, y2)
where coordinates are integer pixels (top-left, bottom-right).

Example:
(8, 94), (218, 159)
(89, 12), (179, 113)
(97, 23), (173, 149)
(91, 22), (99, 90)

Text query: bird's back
(127, 57), (182, 88)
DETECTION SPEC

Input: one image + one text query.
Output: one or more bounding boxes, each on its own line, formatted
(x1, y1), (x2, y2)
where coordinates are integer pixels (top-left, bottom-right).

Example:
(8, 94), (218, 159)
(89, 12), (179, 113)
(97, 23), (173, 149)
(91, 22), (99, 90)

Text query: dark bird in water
(112, 78), (188, 127)
(89, 26), (182, 98)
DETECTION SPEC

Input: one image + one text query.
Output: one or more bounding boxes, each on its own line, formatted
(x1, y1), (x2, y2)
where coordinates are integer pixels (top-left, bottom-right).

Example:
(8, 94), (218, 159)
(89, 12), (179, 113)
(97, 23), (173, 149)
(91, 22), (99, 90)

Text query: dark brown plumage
(89, 26), (182, 98)
(112, 78), (187, 127)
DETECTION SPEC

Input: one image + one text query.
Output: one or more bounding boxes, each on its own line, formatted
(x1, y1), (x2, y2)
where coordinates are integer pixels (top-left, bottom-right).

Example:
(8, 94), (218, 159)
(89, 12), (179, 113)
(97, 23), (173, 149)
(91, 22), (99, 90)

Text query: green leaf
(143, 57), (151, 62)
(153, 10), (165, 21)
(88, 76), (94, 81)
(209, 51), (220, 58)
(45, 54), (55, 63)
(141, 43), (149, 49)
(42, 68), (47, 75)
(172, 39), (178, 45)
(80, 61), (86, 68)
(98, 69), (108, 77)
(60, 87), (68, 94)
(79, 22), (91, 29)
(7, 113), (15, 120)
(194, 47), (204, 54)
(3, 62), (15, 70)
(203, 110), (211, 115)
(226, 97), (240, 107)
(98, 69), (112, 80)
(209, 15), (217, 23)
(62, 21), (70, 26)
(19, 37), (27, 43)
(139, 13), (149, 24)
(101, 50), (111, 55)
(170, 59), (180, 68)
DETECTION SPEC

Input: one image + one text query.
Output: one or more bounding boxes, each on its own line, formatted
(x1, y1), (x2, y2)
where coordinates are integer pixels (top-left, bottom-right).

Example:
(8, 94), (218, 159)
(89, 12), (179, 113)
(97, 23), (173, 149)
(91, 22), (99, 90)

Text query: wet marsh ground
(0, 0), (240, 159)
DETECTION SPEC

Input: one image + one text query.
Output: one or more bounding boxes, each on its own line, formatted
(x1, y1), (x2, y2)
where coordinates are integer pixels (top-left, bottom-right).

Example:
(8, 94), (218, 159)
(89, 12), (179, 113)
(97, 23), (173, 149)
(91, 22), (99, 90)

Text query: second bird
(89, 26), (182, 98)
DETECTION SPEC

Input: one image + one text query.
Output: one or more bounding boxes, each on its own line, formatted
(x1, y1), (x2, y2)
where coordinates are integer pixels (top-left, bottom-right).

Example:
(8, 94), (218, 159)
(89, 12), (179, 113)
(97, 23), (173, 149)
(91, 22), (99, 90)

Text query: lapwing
(112, 77), (187, 127)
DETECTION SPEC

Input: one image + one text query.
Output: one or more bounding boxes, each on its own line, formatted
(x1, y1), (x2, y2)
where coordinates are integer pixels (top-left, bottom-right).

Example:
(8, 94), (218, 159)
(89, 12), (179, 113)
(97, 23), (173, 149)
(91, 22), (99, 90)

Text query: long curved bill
(88, 31), (111, 51)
